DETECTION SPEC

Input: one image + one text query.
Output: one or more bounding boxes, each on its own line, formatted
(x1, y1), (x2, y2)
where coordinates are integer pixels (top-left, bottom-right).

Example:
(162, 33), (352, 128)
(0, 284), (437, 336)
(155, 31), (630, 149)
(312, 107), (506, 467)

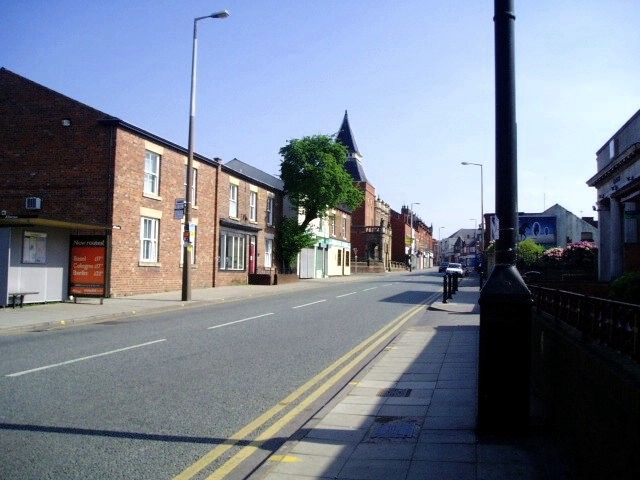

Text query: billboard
(518, 216), (556, 245)
(487, 214), (557, 246)
(69, 235), (107, 297)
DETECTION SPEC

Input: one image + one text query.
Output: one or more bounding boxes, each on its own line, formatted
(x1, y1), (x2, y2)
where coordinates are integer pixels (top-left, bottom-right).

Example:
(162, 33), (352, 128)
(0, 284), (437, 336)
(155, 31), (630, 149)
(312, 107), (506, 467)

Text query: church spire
(336, 110), (360, 155)
(336, 110), (368, 183)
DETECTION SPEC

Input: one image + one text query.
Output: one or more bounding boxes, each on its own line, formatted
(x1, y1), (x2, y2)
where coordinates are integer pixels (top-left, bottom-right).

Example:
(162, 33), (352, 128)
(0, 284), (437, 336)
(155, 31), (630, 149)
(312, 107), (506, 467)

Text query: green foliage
(562, 241), (597, 268)
(516, 238), (545, 268)
(274, 217), (316, 272)
(609, 272), (640, 305)
(280, 135), (364, 228)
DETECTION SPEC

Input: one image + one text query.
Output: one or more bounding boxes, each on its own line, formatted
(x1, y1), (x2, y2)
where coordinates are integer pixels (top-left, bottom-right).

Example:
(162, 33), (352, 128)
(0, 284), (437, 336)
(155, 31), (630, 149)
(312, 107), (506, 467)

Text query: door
(249, 236), (256, 274)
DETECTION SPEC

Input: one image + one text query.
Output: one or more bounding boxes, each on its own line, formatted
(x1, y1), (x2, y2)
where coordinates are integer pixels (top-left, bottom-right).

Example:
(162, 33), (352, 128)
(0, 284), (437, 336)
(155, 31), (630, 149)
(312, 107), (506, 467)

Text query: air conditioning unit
(25, 197), (42, 210)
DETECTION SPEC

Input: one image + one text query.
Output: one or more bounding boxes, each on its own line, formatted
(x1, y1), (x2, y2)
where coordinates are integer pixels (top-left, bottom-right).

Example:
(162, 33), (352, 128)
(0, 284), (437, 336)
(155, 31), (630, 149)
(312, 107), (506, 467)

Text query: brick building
(0, 68), (283, 305)
(390, 206), (434, 269)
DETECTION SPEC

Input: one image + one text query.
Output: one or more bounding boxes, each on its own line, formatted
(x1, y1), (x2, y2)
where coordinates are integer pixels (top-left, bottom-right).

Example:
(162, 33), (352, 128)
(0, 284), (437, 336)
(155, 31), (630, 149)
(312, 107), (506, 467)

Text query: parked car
(445, 262), (464, 276)
(438, 262), (449, 273)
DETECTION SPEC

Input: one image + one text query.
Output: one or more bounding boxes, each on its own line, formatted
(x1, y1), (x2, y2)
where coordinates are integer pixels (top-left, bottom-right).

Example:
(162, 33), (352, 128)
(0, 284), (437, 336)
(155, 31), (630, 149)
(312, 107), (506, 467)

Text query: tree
(279, 135), (364, 229)
(516, 238), (545, 269)
(274, 217), (316, 273)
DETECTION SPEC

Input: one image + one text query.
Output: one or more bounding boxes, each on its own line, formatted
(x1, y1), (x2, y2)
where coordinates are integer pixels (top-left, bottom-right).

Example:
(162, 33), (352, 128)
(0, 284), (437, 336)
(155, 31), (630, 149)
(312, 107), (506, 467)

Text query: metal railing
(530, 285), (640, 362)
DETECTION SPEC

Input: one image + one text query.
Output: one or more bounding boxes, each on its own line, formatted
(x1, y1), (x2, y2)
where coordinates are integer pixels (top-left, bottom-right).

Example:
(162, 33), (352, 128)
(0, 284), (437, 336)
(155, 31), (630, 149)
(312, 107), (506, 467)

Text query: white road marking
(6, 339), (167, 377)
(362, 287), (377, 292)
(336, 292), (357, 298)
(292, 299), (326, 309)
(208, 313), (275, 330)
(382, 283), (394, 287)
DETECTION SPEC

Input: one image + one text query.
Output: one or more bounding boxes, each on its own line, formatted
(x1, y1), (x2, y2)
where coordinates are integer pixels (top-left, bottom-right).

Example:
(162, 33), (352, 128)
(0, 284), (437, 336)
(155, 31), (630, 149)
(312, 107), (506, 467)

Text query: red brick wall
(350, 181), (376, 257)
(109, 128), (218, 296)
(390, 209), (411, 262)
(214, 168), (281, 286)
(0, 68), (113, 225)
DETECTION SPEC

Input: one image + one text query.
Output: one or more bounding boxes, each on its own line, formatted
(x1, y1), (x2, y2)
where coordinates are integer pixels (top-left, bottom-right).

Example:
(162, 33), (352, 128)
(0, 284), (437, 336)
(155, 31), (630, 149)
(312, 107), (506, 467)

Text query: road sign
(174, 198), (186, 219)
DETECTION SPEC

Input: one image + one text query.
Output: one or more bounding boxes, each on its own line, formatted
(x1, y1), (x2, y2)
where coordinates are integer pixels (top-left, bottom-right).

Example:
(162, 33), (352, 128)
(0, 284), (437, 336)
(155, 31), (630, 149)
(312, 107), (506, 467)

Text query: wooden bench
(8, 292), (39, 308)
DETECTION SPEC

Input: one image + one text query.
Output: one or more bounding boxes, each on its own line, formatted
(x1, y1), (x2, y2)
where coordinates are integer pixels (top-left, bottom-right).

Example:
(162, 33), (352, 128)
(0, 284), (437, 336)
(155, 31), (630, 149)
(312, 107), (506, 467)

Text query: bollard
(447, 274), (453, 299)
(442, 274), (448, 303)
(453, 273), (459, 293)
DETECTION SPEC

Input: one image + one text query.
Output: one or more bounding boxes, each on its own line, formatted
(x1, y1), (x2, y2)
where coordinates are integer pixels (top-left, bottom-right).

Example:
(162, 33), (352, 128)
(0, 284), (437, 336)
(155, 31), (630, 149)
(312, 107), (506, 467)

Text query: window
(265, 238), (273, 268)
(140, 217), (159, 262)
(229, 184), (238, 217)
(337, 249), (342, 266)
(184, 167), (197, 206)
(144, 150), (160, 195)
(609, 139), (617, 159)
(22, 231), (46, 264)
(330, 216), (336, 236)
(249, 191), (257, 221)
(343, 217), (347, 238)
(266, 196), (274, 225)
(219, 231), (246, 270)
(346, 250), (350, 266)
(181, 223), (197, 264)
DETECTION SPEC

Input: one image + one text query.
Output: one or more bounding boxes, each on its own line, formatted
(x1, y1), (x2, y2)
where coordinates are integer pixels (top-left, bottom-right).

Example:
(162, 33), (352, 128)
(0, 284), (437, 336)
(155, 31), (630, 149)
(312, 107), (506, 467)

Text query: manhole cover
(370, 420), (419, 439)
(377, 388), (412, 397)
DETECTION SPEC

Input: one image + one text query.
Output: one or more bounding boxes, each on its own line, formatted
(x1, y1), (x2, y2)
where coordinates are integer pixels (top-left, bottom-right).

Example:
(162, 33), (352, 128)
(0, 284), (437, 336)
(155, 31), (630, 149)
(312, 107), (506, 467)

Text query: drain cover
(370, 420), (419, 439)
(377, 388), (412, 397)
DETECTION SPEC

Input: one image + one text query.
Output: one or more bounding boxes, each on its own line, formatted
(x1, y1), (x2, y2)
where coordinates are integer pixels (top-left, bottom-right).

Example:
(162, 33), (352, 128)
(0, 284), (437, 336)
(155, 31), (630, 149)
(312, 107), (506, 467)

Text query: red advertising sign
(69, 235), (107, 297)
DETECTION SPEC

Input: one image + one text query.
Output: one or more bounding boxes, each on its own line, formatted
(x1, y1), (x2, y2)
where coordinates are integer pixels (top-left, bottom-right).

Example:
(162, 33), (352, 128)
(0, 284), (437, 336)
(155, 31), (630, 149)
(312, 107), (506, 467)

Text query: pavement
(1, 271), (569, 478)
(250, 278), (569, 480)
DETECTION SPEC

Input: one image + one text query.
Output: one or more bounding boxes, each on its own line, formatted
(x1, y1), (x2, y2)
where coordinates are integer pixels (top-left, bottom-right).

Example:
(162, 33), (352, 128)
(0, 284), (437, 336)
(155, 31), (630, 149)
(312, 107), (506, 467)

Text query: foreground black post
(447, 274), (453, 299)
(442, 274), (448, 303)
(478, 0), (532, 432)
(453, 273), (459, 293)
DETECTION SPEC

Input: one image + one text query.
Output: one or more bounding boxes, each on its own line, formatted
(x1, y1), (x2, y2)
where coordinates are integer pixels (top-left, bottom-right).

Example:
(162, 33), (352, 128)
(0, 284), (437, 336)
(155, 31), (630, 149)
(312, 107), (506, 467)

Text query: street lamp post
(182, 10), (230, 302)
(461, 162), (484, 255)
(477, 0), (532, 433)
(410, 202), (420, 271)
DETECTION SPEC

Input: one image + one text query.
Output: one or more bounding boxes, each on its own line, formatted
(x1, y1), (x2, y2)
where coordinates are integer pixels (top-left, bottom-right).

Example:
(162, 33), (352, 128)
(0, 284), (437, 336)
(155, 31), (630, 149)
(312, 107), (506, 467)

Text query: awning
(0, 217), (112, 231)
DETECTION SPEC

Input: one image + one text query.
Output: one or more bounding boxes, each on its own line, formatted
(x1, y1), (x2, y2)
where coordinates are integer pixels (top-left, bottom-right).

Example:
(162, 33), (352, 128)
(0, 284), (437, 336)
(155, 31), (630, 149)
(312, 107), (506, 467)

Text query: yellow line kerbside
(174, 301), (426, 479)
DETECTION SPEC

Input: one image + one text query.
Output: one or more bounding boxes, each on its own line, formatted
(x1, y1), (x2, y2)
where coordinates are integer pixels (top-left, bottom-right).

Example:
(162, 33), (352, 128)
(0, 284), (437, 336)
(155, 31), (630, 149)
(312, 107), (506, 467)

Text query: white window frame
(264, 238), (273, 268)
(229, 184), (238, 218)
(140, 217), (159, 262)
(144, 150), (160, 195)
(266, 196), (274, 226)
(22, 231), (47, 264)
(249, 191), (258, 222)
(219, 231), (246, 270)
(330, 216), (336, 236)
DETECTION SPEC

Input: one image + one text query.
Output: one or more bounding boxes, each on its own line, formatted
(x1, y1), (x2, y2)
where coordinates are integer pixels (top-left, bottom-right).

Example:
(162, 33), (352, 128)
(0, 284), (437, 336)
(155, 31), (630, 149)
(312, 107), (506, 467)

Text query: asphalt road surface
(1, 271), (442, 479)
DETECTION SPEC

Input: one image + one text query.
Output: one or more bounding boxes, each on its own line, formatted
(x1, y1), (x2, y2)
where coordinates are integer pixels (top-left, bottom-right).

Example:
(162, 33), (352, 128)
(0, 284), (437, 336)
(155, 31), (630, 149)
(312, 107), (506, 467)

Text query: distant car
(445, 262), (464, 276)
(438, 262), (449, 273)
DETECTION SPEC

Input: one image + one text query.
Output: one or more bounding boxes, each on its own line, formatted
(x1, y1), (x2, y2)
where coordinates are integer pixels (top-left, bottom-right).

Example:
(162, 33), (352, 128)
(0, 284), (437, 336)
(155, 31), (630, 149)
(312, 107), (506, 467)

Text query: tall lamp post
(182, 10), (230, 302)
(409, 202), (420, 271)
(478, 0), (532, 433)
(461, 162), (484, 254)
(438, 227), (445, 265)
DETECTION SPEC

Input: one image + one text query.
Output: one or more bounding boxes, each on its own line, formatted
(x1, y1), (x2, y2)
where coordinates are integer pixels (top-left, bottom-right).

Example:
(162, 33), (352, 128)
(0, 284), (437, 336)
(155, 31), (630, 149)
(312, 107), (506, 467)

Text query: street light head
(461, 162), (469, 165)
(210, 10), (230, 19)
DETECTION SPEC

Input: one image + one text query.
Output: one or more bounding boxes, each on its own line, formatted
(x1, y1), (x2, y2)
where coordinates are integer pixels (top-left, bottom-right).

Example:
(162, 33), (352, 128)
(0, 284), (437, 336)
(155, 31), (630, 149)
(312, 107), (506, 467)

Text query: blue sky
(2, 0), (639, 238)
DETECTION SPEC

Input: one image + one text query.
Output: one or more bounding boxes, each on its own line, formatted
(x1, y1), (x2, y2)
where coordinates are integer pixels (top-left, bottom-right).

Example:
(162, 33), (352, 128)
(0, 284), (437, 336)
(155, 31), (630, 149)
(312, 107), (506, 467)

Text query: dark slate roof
(345, 158), (369, 183)
(336, 110), (369, 183)
(336, 110), (360, 155)
(224, 158), (284, 191)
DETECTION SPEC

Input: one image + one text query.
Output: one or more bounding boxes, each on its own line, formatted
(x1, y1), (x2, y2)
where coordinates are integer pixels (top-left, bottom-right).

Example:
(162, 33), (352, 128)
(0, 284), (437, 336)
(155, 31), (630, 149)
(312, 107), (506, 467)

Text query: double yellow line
(174, 299), (430, 480)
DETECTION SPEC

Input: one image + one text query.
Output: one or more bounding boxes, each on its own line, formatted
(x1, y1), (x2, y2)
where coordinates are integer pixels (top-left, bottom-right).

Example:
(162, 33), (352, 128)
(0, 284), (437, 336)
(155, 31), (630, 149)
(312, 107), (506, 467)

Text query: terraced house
(0, 68), (283, 305)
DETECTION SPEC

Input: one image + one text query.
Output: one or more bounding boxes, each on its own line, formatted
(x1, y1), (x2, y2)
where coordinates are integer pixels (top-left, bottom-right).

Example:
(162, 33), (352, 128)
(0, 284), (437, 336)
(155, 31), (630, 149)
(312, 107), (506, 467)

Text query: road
(0, 270), (442, 479)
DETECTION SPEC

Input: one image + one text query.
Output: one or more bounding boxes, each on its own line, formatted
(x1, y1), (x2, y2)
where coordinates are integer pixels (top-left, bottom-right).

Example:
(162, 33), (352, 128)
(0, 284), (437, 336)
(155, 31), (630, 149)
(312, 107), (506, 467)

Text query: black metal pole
(478, 0), (532, 432)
